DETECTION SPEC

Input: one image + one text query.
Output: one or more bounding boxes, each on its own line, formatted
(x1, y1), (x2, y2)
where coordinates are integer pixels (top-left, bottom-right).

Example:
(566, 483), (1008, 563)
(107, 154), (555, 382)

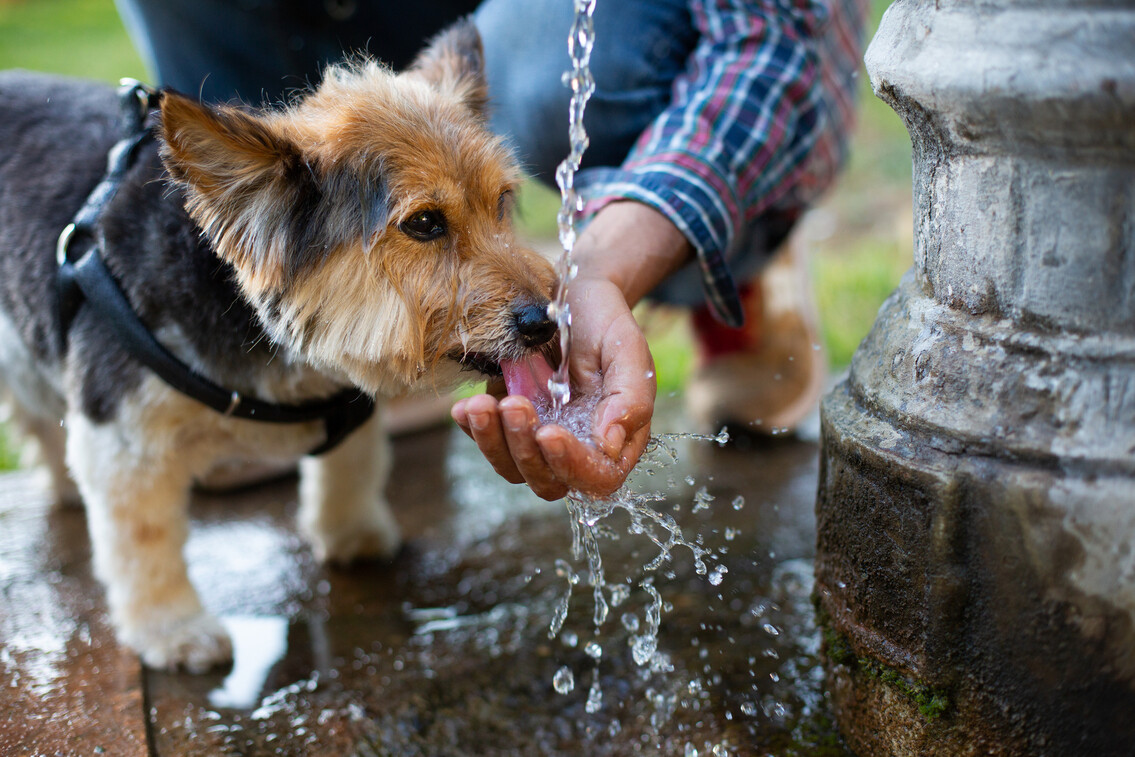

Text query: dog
(0, 20), (557, 672)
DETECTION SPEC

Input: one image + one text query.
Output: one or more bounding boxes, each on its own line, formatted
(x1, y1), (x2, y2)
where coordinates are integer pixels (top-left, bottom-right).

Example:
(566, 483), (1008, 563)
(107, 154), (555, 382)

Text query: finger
(536, 425), (630, 499)
(462, 394), (525, 485)
(450, 397), (474, 439)
(589, 314), (657, 456)
(499, 397), (569, 501)
(594, 393), (654, 457)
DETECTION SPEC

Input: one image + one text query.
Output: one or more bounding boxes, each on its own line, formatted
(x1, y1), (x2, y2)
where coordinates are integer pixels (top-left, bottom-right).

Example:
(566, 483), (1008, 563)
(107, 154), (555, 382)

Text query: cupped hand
(452, 200), (694, 501)
(451, 273), (656, 500)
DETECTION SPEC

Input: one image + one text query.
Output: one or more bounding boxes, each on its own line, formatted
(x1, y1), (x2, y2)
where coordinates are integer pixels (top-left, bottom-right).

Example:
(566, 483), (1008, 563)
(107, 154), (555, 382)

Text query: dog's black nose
(513, 303), (557, 347)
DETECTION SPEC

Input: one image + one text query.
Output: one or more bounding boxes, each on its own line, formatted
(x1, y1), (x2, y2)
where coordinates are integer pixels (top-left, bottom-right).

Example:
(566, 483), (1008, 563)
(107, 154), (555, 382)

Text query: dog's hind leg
(0, 312), (79, 507)
(65, 392), (232, 672)
(298, 403), (402, 564)
(8, 404), (81, 508)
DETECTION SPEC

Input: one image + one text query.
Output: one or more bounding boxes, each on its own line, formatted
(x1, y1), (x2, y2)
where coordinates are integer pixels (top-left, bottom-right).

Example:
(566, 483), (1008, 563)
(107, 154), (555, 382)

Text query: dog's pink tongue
(501, 355), (554, 403)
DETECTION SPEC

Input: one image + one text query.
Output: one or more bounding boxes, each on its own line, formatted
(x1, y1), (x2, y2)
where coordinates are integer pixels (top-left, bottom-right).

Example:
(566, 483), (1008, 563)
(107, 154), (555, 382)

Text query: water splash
(548, 0), (598, 411)
(539, 395), (733, 715)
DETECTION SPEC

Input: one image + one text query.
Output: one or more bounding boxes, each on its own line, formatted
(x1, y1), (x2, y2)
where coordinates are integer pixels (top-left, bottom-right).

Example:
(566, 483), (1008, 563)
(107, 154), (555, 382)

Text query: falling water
(540, 0), (742, 729)
(547, 0), (597, 411)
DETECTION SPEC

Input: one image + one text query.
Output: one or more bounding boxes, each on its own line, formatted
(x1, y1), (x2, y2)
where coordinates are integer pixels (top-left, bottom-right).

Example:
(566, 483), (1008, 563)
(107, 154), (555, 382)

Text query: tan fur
(160, 43), (554, 392)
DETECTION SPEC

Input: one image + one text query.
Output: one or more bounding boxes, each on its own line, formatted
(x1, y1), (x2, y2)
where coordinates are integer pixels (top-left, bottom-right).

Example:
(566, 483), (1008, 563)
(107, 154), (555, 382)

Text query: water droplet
(553, 666), (575, 694)
(762, 623), (781, 637)
(561, 630), (578, 648)
(740, 701), (758, 716)
(685, 745), (699, 757)
(708, 565), (728, 586)
(692, 486), (715, 512)
(731, 495), (745, 511)
(584, 641), (602, 660)
(631, 634), (657, 666)
(621, 612), (640, 633)
(585, 676), (603, 713)
(554, 559), (575, 580)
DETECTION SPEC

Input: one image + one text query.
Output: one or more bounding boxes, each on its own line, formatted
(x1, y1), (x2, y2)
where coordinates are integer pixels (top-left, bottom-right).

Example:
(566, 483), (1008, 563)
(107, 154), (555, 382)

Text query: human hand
(451, 201), (692, 500)
(451, 273), (656, 500)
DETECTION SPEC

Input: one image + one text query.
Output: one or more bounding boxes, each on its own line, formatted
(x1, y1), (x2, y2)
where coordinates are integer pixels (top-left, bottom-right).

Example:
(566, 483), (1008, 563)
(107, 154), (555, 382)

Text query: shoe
(686, 233), (827, 436)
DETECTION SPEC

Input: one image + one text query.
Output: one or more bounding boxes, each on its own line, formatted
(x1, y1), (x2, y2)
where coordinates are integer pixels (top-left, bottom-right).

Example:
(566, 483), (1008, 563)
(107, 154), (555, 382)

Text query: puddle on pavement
(1, 395), (846, 755)
(135, 401), (849, 756)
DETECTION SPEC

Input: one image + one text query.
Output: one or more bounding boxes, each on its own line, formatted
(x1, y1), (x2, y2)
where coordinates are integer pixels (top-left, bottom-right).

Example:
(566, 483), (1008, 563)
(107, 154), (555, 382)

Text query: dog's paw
(306, 514), (403, 566)
(124, 612), (233, 673)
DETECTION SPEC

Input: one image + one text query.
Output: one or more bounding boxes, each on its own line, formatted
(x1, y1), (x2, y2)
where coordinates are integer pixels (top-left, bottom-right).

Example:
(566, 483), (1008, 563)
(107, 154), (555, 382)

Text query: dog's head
(158, 20), (557, 395)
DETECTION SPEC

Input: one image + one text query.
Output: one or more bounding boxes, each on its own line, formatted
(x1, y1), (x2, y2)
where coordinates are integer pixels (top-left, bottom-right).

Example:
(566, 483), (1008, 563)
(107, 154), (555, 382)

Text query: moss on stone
(816, 605), (951, 721)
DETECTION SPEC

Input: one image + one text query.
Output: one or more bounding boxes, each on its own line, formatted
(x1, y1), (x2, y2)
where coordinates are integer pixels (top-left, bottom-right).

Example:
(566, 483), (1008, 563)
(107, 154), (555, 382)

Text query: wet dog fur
(0, 21), (556, 672)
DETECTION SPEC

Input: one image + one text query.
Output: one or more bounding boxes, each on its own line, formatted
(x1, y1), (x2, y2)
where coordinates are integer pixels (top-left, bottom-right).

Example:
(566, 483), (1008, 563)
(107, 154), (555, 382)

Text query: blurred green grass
(0, 423), (20, 470)
(0, 0), (913, 469)
(0, 0), (146, 81)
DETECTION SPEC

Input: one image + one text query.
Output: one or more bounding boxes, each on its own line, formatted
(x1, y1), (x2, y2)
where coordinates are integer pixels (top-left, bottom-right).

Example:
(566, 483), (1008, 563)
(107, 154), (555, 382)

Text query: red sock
(692, 282), (762, 362)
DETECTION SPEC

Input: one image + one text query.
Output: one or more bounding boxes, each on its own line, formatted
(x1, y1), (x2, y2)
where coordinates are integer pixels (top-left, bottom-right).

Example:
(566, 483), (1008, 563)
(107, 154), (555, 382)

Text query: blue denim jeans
(115, 0), (763, 306)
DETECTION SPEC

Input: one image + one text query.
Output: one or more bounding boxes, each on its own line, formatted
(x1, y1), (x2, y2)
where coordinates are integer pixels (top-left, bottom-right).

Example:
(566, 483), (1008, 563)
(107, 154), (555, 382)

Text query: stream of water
(547, 0), (597, 411)
(540, 0), (735, 721)
(532, 1), (820, 749)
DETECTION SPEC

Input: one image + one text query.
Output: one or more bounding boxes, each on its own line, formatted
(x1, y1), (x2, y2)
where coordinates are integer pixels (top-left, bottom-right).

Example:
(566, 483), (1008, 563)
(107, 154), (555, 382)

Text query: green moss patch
(818, 608), (951, 721)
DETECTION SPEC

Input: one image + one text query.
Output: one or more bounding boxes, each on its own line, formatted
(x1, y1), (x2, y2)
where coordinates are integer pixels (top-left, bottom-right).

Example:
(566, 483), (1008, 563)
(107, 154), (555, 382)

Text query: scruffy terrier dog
(0, 21), (556, 672)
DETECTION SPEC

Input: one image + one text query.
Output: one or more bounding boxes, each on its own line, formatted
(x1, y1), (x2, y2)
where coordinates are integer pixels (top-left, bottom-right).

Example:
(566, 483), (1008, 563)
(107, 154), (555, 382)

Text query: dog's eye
(400, 210), (447, 241)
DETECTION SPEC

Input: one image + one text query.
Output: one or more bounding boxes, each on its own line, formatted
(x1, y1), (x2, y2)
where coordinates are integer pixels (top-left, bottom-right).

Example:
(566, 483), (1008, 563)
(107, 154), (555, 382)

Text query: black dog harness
(56, 80), (375, 456)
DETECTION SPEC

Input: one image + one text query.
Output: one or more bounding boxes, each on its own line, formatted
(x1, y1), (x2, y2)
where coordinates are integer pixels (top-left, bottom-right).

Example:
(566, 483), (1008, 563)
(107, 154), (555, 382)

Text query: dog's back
(0, 72), (120, 368)
(0, 72), (282, 426)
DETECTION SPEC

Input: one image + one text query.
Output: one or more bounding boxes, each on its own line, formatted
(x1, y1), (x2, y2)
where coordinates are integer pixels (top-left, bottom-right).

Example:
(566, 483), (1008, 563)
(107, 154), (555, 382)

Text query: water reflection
(208, 616), (289, 709)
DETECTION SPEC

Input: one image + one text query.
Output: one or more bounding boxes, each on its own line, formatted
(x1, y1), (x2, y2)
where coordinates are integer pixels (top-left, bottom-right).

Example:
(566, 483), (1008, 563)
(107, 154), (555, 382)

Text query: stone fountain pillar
(814, 1), (1135, 754)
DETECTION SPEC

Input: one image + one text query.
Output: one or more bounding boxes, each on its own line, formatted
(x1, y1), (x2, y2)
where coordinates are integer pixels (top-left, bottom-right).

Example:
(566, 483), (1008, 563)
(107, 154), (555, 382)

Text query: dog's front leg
(298, 402), (402, 564)
(65, 404), (231, 673)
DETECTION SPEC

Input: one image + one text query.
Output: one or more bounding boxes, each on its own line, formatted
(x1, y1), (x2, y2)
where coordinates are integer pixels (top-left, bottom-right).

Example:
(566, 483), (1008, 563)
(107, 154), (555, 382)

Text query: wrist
(572, 201), (694, 307)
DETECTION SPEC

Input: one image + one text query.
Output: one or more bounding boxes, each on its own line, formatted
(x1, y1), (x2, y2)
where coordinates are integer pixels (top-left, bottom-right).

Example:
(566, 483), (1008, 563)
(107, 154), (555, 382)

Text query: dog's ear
(158, 91), (335, 291)
(405, 17), (489, 121)
(159, 91), (297, 197)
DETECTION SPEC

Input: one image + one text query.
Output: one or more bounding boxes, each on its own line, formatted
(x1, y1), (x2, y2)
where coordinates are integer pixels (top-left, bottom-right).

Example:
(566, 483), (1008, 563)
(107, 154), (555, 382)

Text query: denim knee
(475, 0), (695, 183)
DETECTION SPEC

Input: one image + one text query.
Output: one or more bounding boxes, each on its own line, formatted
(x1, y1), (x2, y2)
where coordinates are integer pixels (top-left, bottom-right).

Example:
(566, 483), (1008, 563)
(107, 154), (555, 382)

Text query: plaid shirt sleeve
(577, 0), (868, 326)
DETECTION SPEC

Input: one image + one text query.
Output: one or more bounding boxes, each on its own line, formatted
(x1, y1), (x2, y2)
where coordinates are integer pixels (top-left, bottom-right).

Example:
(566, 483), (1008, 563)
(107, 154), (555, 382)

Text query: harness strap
(56, 80), (375, 456)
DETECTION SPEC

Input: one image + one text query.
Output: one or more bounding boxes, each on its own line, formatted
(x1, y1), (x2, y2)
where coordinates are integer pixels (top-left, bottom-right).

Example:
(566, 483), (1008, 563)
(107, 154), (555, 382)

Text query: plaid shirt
(579, 0), (869, 326)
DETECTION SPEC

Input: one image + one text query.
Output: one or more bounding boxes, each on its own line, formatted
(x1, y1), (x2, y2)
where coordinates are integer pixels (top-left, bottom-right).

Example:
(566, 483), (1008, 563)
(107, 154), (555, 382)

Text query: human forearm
(572, 201), (694, 308)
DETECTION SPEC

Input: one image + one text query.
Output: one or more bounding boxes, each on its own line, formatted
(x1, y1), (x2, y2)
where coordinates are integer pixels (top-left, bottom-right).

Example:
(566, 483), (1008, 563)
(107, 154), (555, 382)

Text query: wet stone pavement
(0, 398), (850, 756)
